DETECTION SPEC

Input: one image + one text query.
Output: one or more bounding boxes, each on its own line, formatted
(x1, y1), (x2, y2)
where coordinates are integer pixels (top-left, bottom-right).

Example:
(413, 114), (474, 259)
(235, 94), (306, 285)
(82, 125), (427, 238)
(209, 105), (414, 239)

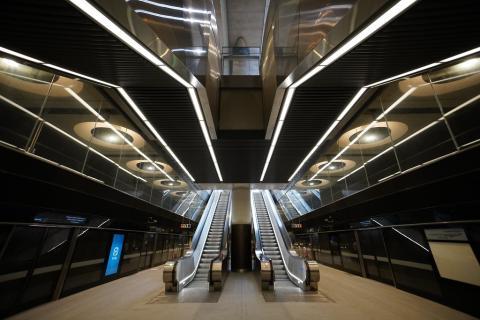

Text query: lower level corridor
(9, 264), (475, 320)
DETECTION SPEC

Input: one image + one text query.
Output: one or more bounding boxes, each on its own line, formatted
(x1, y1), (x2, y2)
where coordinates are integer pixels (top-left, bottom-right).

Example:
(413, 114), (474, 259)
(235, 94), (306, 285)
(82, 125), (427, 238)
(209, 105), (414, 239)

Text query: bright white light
(172, 48), (207, 54)
(160, 65), (193, 88)
(129, 0), (211, 14)
(440, 46), (480, 63)
(1, 58), (19, 68)
(134, 9), (210, 24)
(367, 63), (440, 87)
(66, 88), (105, 121)
(291, 65), (326, 88)
(455, 58), (480, 72)
(188, 88), (204, 121)
(279, 88), (295, 121)
(290, 0), (418, 88)
(337, 88), (368, 120)
(323, 0), (417, 66)
(68, 0), (165, 67)
(45, 63), (118, 88)
(117, 88), (146, 121)
(0, 46), (44, 64)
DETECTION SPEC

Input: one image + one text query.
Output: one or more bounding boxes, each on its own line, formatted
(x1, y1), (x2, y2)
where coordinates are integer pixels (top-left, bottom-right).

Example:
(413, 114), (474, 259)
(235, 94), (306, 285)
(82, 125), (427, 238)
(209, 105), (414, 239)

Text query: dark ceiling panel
(0, 0), (218, 182)
(213, 139), (269, 183)
(264, 0), (480, 182)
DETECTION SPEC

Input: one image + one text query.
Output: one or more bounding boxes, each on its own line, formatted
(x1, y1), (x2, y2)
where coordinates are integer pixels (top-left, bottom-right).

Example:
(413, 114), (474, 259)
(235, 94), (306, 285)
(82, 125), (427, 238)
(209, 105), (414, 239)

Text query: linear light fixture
(128, 0), (211, 15)
(69, 0), (224, 180)
(0, 47), (118, 88)
(69, 0), (165, 67)
(0, 46), (44, 64)
(261, 0), (418, 181)
(117, 88), (196, 181)
(188, 88), (223, 181)
(0, 46), (205, 182)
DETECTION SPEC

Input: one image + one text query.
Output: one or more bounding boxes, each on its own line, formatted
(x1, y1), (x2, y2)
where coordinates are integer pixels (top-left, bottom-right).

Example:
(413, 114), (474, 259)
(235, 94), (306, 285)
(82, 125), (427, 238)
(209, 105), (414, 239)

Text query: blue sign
(105, 234), (124, 276)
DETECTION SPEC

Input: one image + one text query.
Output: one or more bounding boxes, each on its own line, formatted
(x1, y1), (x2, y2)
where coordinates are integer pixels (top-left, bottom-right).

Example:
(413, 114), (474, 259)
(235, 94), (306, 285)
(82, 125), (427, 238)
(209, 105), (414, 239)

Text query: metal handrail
(209, 191), (232, 286)
(174, 190), (222, 290)
(294, 219), (480, 236)
(0, 221), (190, 236)
(261, 190), (310, 289)
(251, 192), (275, 285)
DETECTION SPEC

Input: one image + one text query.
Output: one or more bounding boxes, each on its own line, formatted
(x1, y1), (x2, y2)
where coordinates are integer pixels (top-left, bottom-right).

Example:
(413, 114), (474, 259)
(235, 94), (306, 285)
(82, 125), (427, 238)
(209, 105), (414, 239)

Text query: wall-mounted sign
(105, 234), (124, 276)
(425, 228), (468, 241)
(291, 223), (303, 229)
(180, 223), (192, 229)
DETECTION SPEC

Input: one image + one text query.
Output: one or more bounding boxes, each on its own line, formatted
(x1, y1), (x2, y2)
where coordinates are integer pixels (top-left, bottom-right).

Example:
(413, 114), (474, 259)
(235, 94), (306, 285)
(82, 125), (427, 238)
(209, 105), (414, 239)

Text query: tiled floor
(8, 265), (476, 320)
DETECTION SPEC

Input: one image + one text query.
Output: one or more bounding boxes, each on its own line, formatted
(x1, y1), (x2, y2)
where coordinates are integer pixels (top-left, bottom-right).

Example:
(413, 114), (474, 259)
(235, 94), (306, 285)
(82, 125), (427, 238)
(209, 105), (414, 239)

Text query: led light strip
(66, 0), (222, 180)
(0, 93), (146, 182)
(188, 88), (223, 181)
(117, 88), (196, 181)
(285, 45), (480, 183)
(0, 46), (118, 88)
(261, 0), (418, 181)
(1, 45), (218, 181)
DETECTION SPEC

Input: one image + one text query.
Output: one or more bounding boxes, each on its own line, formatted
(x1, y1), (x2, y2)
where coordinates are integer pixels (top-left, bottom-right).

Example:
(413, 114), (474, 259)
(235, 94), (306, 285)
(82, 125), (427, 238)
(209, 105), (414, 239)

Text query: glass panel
(62, 229), (110, 295)
(0, 58), (53, 149)
(384, 227), (441, 297)
(339, 232), (361, 274)
(0, 226), (45, 315)
(430, 57), (480, 147)
(20, 228), (70, 307)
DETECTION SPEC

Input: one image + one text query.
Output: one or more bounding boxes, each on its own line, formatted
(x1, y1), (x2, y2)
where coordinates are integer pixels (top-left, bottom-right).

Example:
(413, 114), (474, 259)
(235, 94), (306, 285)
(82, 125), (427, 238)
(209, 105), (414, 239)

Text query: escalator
(164, 190), (231, 291)
(254, 193), (289, 282)
(190, 193), (228, 285)
(251, 190), (319, 291)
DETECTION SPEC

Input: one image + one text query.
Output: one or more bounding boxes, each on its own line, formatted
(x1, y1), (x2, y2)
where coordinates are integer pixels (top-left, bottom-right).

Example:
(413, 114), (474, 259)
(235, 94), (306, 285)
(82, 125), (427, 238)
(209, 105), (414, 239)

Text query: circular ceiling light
(295, 178), (330, 189)
(349, 126), (391, 144)
(153, 179), (187, 189)
(338, 121), (408, 150)
(126, 160), (173, 175)
(74, 122), (145, 150)
(137, 161), (162, 172)
(90, 127), (134, 145)
(309, 159), (356, 174)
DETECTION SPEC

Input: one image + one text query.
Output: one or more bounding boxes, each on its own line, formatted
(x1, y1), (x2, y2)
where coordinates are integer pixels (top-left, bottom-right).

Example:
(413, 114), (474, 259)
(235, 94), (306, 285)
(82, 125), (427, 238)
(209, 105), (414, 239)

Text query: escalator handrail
(251, 192), (274, 281)
(209, 191), (232, 282)
(189, 191), (217, 252)
(175, 190), (221, 289)
(261, 190), (307, 288)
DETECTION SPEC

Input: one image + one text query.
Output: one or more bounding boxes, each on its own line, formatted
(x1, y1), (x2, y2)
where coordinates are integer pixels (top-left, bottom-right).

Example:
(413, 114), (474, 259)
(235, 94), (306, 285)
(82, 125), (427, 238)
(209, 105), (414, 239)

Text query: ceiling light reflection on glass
(128, 0), (211, 15)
